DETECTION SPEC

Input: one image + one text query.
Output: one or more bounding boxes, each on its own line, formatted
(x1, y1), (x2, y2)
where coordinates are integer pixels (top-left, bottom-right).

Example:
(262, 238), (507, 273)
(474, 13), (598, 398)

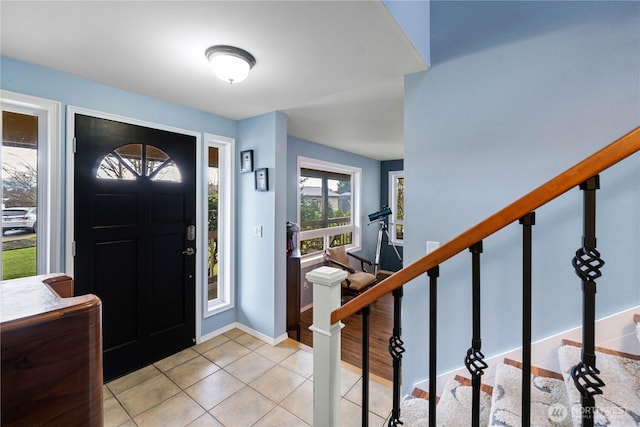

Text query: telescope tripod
(373, 220), (402, 275)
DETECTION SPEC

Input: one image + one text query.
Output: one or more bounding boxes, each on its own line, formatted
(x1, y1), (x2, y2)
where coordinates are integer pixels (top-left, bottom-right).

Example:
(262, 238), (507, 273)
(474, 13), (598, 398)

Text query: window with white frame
(389, 171), (404, 246)
(205, 134), (235, 316)
(2, 91), (62, 277)
(297, 156), (361, 263)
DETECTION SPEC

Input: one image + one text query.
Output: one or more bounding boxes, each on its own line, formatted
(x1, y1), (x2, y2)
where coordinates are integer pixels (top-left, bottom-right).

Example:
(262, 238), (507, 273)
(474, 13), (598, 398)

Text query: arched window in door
(96, 143), (181, 182)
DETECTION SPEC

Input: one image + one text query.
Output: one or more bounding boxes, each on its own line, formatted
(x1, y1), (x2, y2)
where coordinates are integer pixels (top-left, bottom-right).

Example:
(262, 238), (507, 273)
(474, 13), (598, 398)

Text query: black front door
(74, 114), (196, 381)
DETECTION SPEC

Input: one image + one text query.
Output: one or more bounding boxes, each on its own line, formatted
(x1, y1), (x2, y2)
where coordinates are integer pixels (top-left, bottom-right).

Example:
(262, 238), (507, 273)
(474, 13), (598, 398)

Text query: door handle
(182, 247), (195, 256)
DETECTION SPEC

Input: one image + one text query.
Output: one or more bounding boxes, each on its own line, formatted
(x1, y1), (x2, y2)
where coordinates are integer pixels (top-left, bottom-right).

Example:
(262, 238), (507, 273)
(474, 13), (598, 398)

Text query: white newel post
(307, 266), (347, 427)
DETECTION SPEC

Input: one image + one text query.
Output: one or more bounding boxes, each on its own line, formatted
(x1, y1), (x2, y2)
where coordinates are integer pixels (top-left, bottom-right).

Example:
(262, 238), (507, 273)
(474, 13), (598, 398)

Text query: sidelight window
(204, 134), (234, 316)
(1, 91), (61, 278)
(389, 171), (404, 245)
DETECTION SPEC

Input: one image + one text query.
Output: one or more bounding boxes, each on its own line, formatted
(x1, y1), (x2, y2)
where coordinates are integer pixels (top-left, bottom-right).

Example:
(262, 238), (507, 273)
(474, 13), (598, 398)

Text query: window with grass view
(297, 157), (361, 259)
(2, 110), (38, 280)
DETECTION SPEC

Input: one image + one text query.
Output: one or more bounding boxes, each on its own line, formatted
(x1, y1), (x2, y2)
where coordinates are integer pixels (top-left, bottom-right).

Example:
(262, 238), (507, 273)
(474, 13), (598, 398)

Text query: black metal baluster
(465, 241), (487, 427)
(520, 212), (535, 427)
(388, 287), (405, 426)
(362, 304), (371, 427)
(428, 266), (440, 427)
(571, 175), (605, 427)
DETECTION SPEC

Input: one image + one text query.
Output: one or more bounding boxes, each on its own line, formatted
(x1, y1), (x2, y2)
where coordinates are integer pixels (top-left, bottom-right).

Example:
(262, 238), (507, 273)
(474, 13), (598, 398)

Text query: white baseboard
(199, 322), (288, 347)
(234, 323), (289, 346)
(199, 323), (237, 343)
(413, 305), (640, 395)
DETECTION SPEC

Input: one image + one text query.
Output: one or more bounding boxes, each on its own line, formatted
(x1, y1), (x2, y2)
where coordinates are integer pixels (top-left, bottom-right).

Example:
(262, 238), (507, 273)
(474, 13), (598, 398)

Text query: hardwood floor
(299, 292), (394, 381)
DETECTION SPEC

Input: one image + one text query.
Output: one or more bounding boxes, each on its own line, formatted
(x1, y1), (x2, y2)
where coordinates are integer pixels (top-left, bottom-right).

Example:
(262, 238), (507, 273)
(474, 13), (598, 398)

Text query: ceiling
(0, 1), (427, 161)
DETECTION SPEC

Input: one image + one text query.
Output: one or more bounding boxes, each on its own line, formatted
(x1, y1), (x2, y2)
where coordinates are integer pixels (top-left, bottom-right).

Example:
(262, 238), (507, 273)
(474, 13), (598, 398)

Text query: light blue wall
(287, 136), (381, 307)
(401, 1), (640, 391)
(1, 56), (239, 337)
(383, 0), (430, 67)
(1, 57), (381, 343)
(236, 112), (288, 339)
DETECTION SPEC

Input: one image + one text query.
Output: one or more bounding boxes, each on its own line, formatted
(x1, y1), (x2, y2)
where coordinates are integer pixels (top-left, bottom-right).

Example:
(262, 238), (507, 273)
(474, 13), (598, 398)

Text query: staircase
(401, 317), (640, 426)
(309, 127), (640, 427)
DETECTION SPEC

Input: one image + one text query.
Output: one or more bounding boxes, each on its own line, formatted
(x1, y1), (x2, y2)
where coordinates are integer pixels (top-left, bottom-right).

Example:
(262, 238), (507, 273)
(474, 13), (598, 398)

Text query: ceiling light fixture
(205, 45), (256, 84)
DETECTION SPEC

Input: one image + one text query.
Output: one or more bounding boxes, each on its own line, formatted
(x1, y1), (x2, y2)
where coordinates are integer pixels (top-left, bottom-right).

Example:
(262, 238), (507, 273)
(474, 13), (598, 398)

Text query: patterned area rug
(488, 363), (571, 426)
(558, 345), (640, 426)
(400, 395), (429, 426)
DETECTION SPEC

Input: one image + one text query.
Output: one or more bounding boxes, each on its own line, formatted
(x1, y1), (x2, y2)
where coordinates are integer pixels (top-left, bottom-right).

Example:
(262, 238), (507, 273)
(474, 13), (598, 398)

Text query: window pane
(330, 232), (352, 247)
(97, 144), (182, 182)
(300, 169), (351, 231)
(150, 160), (181, 182)
(395, 177), (404, 221)
(2, 111), (38, 279)
(389, 171), (404, 246)
(97, 152), (138, 180)
(301, 237), (324, 256)
(207, 147), (219, 301)
(146, 145), (169, 176)
(115, 144), (143, 176)
(395, 224), (404, 240)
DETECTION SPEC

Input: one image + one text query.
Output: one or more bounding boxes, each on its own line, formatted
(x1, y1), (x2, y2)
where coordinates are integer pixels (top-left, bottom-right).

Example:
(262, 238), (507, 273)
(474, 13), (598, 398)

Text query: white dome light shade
(205, 45), (256, 84)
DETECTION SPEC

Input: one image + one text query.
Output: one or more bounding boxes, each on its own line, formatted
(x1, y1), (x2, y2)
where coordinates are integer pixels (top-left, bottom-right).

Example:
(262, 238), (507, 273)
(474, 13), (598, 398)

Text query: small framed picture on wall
(255, 168), (269, 191)
(240, 150), (254, 173)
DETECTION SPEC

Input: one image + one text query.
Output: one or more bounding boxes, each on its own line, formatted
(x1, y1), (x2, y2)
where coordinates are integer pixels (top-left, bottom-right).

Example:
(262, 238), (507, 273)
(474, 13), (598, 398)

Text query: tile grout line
(106, 330), (389, 426)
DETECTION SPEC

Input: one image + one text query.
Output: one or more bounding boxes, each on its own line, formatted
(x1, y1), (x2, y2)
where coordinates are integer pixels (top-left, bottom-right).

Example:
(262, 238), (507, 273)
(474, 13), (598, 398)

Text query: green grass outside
(3, 247), (37, 280)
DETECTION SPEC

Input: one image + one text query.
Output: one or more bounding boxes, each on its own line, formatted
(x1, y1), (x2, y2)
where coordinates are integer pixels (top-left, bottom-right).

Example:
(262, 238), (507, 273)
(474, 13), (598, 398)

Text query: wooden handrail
(332, 126), (640, 324)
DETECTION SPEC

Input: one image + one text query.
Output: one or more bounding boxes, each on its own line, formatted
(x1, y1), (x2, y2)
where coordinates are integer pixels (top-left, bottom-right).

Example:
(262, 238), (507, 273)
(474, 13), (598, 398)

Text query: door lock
(186, 225), (196, 241)
(182, 247), (195, 256)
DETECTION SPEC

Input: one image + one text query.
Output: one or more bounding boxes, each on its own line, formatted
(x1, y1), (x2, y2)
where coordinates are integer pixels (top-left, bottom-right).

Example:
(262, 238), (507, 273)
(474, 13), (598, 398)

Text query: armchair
(323, 246), (377, 299)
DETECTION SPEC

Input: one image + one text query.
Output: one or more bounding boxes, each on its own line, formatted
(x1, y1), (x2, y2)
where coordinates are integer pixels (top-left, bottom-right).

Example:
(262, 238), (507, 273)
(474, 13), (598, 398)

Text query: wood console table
(1, 274), (103, 426)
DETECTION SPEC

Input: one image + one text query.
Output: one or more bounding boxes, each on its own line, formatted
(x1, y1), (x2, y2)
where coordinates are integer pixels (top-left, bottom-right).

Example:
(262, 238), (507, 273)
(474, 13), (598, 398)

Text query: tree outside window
(389, 171), (404, 245)
(297, 157), (361, 261)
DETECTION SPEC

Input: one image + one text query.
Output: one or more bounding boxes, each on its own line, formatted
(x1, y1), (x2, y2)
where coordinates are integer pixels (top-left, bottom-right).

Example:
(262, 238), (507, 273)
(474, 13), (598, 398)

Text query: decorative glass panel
(150, 160), (181, 182)
(146, 145), (169, 177)
(115, 144), (143, 176)
(97, 143), (181, 182)
(97, 152), (137, 180)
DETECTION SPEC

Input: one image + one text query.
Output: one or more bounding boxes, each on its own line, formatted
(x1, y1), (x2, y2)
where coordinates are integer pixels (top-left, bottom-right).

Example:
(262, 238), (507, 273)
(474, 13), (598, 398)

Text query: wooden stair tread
(454, 374), (493, 395)
(503, 358), (564, 381)
(411, 387), (439, 403)
(561, 338), (640, 361)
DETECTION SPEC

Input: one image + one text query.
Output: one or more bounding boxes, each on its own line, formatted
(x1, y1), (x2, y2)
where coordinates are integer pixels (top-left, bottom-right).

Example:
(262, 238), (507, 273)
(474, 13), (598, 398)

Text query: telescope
(368, 206), (392, 222)
(367, 205), (402, 274)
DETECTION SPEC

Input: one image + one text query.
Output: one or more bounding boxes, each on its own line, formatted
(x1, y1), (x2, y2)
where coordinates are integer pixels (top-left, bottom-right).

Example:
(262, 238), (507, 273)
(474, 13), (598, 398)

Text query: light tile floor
(104, 328), (392, 426)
